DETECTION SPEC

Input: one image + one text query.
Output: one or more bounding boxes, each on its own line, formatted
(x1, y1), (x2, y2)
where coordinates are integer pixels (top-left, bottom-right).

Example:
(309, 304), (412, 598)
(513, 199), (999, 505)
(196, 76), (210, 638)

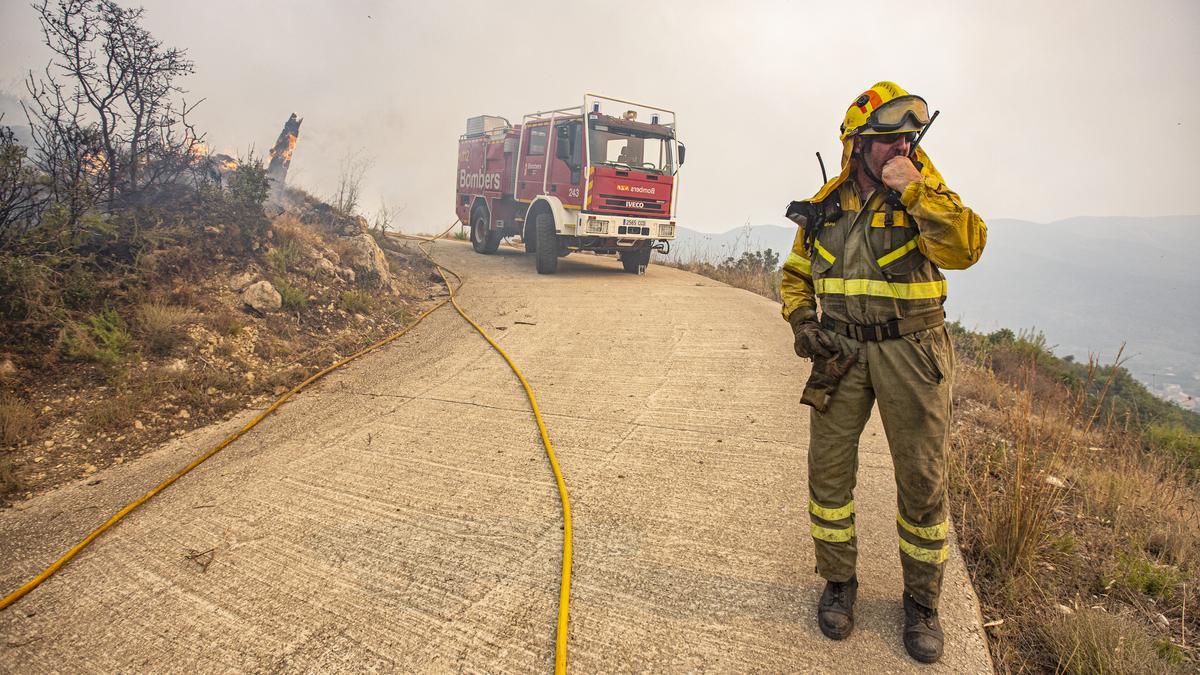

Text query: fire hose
(0, 221), (575, 674)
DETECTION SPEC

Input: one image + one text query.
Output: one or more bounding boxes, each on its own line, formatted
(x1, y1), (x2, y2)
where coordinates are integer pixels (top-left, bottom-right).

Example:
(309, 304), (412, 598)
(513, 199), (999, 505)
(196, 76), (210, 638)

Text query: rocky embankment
(0, 192), (441, 506)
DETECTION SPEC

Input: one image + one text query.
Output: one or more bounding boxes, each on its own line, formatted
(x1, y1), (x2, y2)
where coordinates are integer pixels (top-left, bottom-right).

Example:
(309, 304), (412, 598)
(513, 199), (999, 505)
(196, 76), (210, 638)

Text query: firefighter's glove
(789, 313), (837, 360)
(800, 349), (860, 413)
(784, 200), (815, 228)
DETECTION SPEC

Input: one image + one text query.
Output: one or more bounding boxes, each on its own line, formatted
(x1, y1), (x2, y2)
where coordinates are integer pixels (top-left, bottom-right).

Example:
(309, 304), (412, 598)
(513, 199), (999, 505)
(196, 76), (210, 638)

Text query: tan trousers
(806, 325), (955, 608)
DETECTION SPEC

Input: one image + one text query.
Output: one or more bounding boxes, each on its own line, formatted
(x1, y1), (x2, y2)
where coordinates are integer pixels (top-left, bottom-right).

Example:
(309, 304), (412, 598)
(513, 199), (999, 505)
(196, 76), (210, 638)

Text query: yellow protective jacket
(780, 148), (987, 325)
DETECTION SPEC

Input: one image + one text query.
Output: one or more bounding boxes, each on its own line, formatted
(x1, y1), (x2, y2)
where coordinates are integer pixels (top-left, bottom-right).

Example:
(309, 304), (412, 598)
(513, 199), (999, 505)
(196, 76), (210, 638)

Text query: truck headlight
(658, 224), (675, 238)
(587, 218), (609, 235)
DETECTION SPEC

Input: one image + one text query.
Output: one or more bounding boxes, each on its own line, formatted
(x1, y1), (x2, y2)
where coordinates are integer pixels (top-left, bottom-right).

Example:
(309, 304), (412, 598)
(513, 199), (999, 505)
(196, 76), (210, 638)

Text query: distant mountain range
(670, 216), (1200, 410)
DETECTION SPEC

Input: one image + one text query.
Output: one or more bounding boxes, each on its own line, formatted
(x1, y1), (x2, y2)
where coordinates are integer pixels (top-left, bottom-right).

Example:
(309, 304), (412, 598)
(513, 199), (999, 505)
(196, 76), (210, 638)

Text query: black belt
(820, 310), (945, 342)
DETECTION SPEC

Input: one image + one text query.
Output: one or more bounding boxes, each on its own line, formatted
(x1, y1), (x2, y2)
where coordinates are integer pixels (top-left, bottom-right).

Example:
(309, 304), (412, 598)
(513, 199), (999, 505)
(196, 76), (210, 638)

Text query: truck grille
(596, 193), (669, 216)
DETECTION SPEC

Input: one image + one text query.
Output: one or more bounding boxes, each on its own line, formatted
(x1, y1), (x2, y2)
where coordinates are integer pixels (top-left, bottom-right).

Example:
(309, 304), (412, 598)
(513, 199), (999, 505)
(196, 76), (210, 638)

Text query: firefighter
(780, 81), (986, 664)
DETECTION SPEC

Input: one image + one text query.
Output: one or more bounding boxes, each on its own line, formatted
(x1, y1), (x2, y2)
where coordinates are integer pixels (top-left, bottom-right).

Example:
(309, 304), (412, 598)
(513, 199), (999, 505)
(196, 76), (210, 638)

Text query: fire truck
(455, 94), (685, 275)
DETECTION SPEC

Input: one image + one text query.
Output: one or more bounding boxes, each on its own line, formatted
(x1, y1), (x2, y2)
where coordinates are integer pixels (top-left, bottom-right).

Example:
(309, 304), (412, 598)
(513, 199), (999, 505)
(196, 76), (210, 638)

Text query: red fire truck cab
(455, 94), (685, 275)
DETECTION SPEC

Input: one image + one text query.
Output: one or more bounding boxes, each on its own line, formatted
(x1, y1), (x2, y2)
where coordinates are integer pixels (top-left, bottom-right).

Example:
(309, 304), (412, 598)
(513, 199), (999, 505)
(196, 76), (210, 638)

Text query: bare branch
(23, 0), (200, 220)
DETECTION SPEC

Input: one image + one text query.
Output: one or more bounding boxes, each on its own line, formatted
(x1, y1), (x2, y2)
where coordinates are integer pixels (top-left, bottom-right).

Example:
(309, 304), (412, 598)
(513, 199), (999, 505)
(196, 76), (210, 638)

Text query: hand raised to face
(881, 156), (923, 193)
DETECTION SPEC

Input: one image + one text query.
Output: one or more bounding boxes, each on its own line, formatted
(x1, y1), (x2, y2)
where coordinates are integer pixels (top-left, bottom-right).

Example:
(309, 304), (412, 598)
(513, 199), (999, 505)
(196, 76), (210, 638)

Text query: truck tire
(534, 210), (558, 274)
(620, 247), (652, 274)
(471, 209), (501, 254)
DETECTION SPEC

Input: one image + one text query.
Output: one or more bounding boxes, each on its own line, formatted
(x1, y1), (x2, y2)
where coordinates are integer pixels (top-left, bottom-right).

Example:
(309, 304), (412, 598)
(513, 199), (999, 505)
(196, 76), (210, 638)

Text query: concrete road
(0, 240), (991, 673)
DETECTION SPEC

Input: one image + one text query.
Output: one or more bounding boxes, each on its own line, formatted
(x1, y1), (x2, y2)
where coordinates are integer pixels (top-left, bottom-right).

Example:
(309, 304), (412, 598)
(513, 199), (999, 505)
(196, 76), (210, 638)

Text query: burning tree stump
(267, 113), (302, 188)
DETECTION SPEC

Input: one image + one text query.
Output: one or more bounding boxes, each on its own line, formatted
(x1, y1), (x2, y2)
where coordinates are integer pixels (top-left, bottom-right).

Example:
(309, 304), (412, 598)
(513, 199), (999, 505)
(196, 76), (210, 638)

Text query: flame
(267, 113), (302, 182)
(82, 151), (108, 176)
(184, 138), (239, 173)
(269, 132), (297, 166)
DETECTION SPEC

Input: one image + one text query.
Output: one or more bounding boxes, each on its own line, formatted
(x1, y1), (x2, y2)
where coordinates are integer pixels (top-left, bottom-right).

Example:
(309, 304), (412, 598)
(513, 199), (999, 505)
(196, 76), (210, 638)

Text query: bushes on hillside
(670, 248), (783, 301)
(949, 322), (1200, 472)
(0, 1), (271, 355)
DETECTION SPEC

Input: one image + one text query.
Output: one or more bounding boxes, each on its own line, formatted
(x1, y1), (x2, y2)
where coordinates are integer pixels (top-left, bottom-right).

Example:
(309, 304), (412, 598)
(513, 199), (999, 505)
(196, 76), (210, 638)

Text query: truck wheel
(534, 211), (558, 274)
(471, 209), (501, 254)
(620, 247), (652, 274)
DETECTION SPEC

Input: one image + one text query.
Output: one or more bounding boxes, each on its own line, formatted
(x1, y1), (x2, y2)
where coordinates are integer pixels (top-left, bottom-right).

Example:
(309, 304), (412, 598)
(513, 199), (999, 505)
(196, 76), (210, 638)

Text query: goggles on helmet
(861, 95), (930, 134)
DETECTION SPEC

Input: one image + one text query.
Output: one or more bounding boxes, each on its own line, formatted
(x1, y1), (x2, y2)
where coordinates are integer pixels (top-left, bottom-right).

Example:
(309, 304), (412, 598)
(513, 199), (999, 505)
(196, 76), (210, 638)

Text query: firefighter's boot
(902, 592), (944, 663)
(817, 575), (858, 640)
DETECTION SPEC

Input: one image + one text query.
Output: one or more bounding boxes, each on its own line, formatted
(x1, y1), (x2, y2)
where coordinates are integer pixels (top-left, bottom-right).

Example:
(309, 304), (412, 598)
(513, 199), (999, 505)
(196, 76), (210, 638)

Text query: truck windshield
(588, 122), (675, 174)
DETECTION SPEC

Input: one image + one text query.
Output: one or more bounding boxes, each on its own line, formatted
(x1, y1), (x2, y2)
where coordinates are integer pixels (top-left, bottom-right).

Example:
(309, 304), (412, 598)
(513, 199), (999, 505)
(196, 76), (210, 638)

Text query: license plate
(623, 219), (646, 228)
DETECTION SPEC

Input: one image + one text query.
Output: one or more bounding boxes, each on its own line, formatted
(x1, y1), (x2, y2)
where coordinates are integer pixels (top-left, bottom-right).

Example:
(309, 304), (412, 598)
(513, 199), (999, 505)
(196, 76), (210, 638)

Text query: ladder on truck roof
(512, 94), (679, 211)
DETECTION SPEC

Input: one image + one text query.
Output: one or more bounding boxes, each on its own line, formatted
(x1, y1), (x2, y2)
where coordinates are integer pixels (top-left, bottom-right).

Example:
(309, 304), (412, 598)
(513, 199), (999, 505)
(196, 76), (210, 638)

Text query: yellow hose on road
(420, 242), (573, 675)
(0, 298), (450, 612)
(3, 222), (575, 674)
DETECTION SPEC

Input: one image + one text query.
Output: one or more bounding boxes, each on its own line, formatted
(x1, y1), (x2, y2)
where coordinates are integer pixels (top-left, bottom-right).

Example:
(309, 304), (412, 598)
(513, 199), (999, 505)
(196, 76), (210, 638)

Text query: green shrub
(1050, 533), (1077, 555)
(947, 321), (1200, 458)
(265, 240), (303, 275)
(64, 309), (132, 365)
(337, 290), (373, 314)
(0, 252), (58, 325)
(1118, 551), (1182, 601)
(275, 280), (306, 310)
(197, 159), (271, 252)
(1146, 422), (1200, 472)
(1155, 639), (1191, 667)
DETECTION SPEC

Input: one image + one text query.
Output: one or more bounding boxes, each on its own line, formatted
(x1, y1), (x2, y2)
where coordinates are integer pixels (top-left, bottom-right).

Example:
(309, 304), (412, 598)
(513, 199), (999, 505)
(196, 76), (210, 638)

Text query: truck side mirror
(555, 125), (571, 162)
(677, 142), (687, 166)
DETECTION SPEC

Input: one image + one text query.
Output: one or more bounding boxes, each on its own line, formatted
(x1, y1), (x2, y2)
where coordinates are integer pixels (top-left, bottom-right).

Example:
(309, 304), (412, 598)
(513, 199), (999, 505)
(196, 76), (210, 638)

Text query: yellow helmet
(840, 81), (931, 141)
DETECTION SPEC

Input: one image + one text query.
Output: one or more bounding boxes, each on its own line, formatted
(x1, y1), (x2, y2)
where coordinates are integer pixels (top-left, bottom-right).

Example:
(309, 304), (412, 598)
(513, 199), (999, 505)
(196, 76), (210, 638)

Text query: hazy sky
(2, 0), (1198, 234)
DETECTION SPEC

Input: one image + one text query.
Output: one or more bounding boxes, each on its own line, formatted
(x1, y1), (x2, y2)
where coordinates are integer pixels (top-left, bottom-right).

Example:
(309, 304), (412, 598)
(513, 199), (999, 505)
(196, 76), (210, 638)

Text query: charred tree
(267, 113), (301, 189)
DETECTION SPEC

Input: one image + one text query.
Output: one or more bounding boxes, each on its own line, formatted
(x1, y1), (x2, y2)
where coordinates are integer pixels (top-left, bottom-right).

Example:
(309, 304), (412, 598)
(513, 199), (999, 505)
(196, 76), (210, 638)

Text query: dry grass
(135, 302), (198, 355)
(77, 361), (246, 437)
(204, 307), (245, 337)
(952, 349), (1199, 671)
(0, 252), (60, 330)
(272, 214), (324, 250)
(253, 334), (296, 363)
(150, 365), (240, 412)
(950, 357), (1110, 581)
(81, 392), (145, 433)
(664, 247), (782, 302)
(0, 394), (36, 447)
(669, 257), (782, 301)
(1, 394), (36, 494)
(266, 215), (323, 276)
(1037, 607), (1186, 674)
